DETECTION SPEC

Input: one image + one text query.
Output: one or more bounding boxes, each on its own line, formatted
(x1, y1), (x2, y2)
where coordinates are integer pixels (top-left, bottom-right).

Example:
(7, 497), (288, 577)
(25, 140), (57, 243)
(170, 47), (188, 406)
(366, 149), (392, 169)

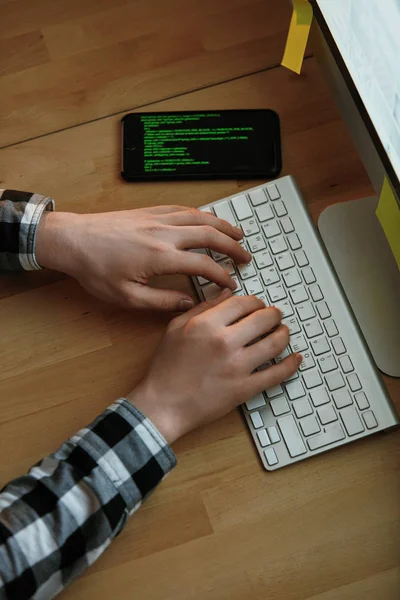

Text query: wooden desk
(0, 1), (399, 598)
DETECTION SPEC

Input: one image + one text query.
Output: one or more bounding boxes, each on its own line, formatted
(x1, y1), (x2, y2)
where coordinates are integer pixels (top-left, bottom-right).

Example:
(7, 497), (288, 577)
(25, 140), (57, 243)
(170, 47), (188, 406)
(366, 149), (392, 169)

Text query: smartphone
(121, 109), (281, 182)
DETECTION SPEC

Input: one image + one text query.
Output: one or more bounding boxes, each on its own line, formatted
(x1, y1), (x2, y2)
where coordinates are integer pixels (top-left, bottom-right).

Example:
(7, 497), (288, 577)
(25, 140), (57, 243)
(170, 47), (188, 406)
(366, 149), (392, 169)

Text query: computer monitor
(308, 0), (400, 377)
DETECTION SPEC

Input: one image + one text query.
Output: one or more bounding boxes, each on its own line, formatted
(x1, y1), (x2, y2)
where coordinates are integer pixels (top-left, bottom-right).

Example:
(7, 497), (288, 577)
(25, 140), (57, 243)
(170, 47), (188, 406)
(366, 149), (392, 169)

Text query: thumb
(125, 283), (194, 312)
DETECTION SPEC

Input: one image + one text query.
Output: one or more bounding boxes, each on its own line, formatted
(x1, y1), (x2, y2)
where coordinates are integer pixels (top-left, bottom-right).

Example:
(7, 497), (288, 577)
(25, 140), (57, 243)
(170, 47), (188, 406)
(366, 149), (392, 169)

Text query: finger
(174, 252), (237, 290)
(170, 288), (232, 328)
(195, 294), (266, 328)
(247, 353), (303, 397)
(162, 207), (243, 241)
(123, 282), (194, 312)
(245, 324), (290, 371)
(228, 306), (282, 347)
(175, 226), (251, 264)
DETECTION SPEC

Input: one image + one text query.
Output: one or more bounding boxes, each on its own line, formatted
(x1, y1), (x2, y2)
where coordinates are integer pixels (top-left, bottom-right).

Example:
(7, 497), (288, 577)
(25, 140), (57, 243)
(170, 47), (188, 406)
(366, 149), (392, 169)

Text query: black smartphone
(121, 109), (281, 182)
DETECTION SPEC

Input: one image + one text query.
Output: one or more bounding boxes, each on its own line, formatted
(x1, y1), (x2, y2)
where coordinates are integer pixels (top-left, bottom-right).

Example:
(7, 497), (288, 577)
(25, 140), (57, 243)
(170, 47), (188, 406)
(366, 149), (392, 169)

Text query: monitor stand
(318, 196), (400, 378)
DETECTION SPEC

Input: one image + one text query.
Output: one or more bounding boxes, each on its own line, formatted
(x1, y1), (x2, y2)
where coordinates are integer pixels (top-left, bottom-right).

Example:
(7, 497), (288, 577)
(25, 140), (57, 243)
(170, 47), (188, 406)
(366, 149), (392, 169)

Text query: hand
(128, 291), (302, 444)
(35, 206), (251, 311)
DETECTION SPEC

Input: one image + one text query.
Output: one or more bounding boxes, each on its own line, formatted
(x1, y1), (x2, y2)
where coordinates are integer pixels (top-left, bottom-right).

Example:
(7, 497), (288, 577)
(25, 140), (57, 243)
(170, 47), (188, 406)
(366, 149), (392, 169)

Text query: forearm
(0, 189), (54, 272)
(0, 399), (176, 600)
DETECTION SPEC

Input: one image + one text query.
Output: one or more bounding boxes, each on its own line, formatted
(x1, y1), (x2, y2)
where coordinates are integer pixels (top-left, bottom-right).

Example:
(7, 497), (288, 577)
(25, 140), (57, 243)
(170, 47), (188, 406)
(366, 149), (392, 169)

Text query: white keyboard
(191, 176), (399, 470)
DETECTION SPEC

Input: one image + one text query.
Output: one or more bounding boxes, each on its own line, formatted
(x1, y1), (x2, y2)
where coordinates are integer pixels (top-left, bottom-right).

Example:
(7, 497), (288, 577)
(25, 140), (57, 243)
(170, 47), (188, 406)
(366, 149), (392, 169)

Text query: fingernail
(245, 252), (252, 262)
(234, 227), (243, 238)
(296, 353), (303, 364)
(178, 299), (193, 312)
(219, 287), (232, 298)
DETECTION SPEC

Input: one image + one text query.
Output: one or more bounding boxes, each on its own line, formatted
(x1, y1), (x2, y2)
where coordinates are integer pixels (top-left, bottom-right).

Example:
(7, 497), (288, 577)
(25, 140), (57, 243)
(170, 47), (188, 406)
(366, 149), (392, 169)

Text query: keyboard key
(266, 384), (284, 398)
(266, 183), (280, 200)
(283, 316), (301, 335)
(250, 411), (264, 429)
(269, 237), (287, 254)
(203, 283), (221, 300)
(274, 200), (287, 217)
(302, 267), (316, 284)
(267, 426), (280, 444)
(246, 393), (266, 411)
(255, 292), (269, 304)
(214, 201), (237, 226)
(277, 415), (307, 457)
(274, 347), (291, 363)
(270, 396), (291, 416)
(316, 301), (331, 319)
(287, 233), (301, 251)
(284, 370), (299, 382)
(310, 336), (330, 356)
(257, 429), (271, 447)
(300, 415), (321, 437)
(324, 319), (338, 337)
(290, 334), (308, 352)
(261, 266), (280, 286)
(200, 207), (213, 214)
(254, 249), (273, 269)
(332, 337), (346, 355)
(211, 249), (227, 261)
(268, 283), (287, 302)
(355, 392), (370, 411)
(231, 195), (253, 220)
(231, 276), (242, 291)
(303, 320), (323, 339)
(264, 447), (278, 466)
(241, 217), (259, 236)
(309, 284), (323, 302)
(299, 350), (315, 371)
(297, 302), (316, 321)
(294, 249), (309, 267)
(310, 388), (331, 407)
(249, 188), (268, 206)
(332, 388), (353, 409)
(283, 268), (302, 287)
(286, 379), (306, 400)
(308, 422), (345, 450)
(325, 371), (345, 391)
(340, 406), (364, 436)
(318, 353), (337, 373)
(237, 262), (256, 280)
(347, 373), (362, 392)
(274, 298), (294, 317)
(317, 405), (338, 425)
(248, 233), (267, 252)
(293, 398), (313, 418)
(245, 277), (263, 295)
(280, 216), (294, 233)
(255, 204), (274, 222)
(263, 221), (281, 238)
(192, 247), (208, 255)
(196, 275), (209, 285)
(276, 252), (295, 271)
(219, 258), (235, 275)
(303, 369), (323, 389)
(339, 355), (354, 373)
(233, 289), (247, 296)
(362, 410), (378, 429)
(289, 284), (309, 304)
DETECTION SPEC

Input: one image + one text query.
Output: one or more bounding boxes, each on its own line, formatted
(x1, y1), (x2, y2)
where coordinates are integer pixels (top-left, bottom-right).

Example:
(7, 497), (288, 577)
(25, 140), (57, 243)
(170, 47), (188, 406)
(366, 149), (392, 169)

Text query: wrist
(35, 211), (83, 274)
(126, 384), (182, 445)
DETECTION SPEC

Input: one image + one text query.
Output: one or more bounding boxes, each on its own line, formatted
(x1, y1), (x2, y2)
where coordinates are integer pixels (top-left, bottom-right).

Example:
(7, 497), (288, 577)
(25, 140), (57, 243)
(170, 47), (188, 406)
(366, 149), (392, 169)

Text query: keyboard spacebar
(277, 415), (307, 457)
(308, 423), (345, 451)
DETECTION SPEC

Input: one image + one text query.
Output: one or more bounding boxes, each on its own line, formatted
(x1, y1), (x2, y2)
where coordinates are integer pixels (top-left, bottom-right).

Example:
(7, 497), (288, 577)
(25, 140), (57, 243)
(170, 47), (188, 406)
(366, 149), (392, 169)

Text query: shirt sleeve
(0, 189), (55, 272)
(0, 399), (176, 600)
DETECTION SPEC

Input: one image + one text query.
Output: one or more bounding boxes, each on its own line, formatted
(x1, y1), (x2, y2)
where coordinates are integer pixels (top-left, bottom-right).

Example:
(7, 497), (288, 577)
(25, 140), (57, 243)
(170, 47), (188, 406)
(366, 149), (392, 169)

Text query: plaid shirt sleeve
(0, 189), (55, 272)
(0, 399), (177, 600)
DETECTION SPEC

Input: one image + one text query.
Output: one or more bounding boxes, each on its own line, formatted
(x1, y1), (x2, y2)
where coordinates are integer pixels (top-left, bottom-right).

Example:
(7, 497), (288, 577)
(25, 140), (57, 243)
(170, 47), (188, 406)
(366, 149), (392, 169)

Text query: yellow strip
(281, 0), (313, 74)
(376, 176), (400, 268)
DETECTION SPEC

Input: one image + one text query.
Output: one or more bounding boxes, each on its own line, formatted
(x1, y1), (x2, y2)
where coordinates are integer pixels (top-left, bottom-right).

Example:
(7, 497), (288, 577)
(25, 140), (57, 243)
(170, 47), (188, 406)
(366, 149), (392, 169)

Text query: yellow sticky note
(281, 0), (313, 74)
(376, 176), (400, 268)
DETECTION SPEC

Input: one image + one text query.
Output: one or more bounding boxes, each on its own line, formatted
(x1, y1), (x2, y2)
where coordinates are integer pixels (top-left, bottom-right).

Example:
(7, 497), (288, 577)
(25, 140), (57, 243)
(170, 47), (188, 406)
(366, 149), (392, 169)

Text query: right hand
(128, 291), (302, 443)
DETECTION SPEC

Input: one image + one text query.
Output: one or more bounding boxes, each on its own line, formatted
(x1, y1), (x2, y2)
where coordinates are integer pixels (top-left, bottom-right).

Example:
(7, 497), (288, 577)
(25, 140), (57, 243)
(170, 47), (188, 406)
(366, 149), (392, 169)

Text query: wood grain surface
(0, 1), (399, 599)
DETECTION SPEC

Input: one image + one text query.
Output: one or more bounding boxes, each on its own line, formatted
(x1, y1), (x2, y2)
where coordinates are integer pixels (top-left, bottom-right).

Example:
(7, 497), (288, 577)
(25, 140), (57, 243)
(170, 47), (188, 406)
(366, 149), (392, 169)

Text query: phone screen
(121, 109), (281, 181)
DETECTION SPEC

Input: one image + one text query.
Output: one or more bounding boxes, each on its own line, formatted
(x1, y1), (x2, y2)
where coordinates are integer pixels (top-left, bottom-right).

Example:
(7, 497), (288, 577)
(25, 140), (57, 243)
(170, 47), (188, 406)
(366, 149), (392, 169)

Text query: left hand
(35, 205), (251, 311)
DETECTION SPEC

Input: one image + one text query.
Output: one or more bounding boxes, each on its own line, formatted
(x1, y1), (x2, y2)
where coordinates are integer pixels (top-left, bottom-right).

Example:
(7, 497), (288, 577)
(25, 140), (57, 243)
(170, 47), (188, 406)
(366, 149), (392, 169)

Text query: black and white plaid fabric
(0, 189), (54, 271)
(0, 400), (176, 599)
